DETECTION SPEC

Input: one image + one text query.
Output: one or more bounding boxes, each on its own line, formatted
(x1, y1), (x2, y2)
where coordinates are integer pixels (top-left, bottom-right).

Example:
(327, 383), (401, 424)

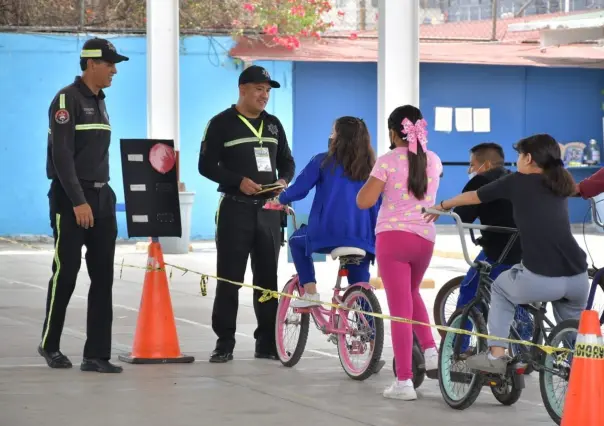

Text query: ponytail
(542, 158), (576, 197)
(408, 146), (428, 199)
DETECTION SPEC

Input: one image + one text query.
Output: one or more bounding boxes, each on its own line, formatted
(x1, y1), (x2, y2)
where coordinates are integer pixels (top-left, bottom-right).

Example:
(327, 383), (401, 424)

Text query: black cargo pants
(41, 180), (118, 359)
(212, 194), (281, 354)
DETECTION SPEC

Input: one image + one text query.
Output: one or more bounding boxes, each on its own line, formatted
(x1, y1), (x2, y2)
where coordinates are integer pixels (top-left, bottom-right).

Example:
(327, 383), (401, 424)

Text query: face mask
(468, 163), (485, 180)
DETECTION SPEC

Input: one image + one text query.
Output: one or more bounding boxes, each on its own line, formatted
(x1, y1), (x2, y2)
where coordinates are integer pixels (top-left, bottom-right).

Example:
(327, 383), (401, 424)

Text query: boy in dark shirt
(454, 143), (533, 344)
(427, 134), (588, 374)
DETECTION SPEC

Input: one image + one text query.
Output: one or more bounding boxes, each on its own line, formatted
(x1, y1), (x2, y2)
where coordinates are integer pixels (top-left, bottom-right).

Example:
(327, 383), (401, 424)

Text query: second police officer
(199, 65), (296, 363)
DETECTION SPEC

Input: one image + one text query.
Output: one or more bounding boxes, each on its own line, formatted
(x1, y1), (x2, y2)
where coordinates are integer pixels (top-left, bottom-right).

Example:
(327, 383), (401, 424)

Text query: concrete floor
(2, 227), (604, 426)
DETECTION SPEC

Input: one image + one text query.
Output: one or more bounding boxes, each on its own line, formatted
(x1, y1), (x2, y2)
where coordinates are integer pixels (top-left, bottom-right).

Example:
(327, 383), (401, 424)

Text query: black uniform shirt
(198, 105), (295, 197)
(454, 167), (523, 264)
(46, 76), (112, 207)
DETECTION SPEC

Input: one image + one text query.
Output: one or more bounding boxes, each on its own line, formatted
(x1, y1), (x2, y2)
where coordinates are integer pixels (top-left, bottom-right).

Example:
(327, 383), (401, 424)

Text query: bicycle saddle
(330, 247), (366, 260)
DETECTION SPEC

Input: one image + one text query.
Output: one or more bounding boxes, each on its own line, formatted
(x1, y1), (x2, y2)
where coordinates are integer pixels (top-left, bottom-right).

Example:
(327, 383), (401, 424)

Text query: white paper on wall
(473, 108), (491, 132)
(434, 107), (453, 132)
(455, 108), (473, 132)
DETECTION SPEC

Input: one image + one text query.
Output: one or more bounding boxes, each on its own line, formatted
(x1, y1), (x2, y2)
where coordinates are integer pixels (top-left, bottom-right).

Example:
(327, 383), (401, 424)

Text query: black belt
(222, 193), (270, 205)
(80, 180), (107, 189)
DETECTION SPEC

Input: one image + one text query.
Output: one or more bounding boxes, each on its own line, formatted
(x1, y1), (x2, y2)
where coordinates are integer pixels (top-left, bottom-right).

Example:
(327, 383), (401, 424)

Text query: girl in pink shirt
(357, 105), (442, 401)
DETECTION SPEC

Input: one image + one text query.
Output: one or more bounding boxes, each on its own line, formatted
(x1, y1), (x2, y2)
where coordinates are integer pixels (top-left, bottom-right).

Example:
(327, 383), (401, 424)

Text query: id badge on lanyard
(238, 115), (272, 172)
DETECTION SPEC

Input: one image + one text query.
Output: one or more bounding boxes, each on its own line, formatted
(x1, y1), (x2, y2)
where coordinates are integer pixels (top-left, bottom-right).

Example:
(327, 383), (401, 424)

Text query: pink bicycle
(268, 203), (385, 381)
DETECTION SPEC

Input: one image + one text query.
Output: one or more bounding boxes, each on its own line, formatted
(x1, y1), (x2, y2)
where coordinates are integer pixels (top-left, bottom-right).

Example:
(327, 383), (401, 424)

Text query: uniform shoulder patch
(55, 109), (70, 124)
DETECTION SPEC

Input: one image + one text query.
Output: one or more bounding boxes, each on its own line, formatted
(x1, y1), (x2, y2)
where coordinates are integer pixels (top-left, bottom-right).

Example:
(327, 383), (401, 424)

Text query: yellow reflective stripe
(48, 128), (51, 134)
(238, 115), (264, 145)
(81, 49), (102, 58)
(59, 93), (65, 109)
(215, 194), (224, 237)
(75, 124), (111, 131)
(224, 137), (277, 148)
(42, 213), (61, 349)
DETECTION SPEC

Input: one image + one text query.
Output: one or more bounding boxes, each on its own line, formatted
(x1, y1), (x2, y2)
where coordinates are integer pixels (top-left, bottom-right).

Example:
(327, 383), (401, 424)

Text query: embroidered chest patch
(267, 123), (278, 136)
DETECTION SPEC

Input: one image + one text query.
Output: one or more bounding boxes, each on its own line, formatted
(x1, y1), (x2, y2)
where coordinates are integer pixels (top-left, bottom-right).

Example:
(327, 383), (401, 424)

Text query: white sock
(397, 378), (413, 387)
(488, 352), (502, 360)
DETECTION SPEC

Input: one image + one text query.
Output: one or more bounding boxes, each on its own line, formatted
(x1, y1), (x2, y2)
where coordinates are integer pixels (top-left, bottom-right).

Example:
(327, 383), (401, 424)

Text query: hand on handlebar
(423, 204), (446, 223)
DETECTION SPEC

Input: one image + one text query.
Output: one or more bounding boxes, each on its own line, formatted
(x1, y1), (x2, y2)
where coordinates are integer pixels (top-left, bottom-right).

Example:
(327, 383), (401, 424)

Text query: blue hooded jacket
(278, 152), (381, 260)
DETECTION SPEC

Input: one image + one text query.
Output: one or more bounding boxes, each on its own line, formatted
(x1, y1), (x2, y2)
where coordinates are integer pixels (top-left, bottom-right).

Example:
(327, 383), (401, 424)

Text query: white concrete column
(146, 0), (180, 152)
(377, 0), (420, 156)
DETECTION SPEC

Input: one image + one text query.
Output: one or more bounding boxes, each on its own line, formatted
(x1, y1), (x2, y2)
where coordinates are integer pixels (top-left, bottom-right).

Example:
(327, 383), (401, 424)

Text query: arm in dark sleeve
(578, 168), (604, 199)
(454, 175), (489, 223)
(198, 118), (244, 187)
(275, 119), (295, 184)
(476, 173), (515, 204)
(50, 92), (86, 207)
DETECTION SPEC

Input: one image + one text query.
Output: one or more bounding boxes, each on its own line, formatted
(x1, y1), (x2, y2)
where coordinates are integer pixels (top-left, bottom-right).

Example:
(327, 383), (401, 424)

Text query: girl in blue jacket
(276, 116), (381, 308)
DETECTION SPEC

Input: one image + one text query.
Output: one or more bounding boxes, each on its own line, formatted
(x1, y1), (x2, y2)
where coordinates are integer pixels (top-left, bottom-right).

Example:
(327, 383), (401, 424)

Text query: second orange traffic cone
(560, 310), (604, 426)
(119, 239), (194, 364)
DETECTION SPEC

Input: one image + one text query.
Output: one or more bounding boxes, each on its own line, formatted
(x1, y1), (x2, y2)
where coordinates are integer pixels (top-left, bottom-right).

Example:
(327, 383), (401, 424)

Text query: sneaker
(465, 351), (510, 374)
(291, 292), (321, 308)
(383, 379), (417, 400)
(424, 347), (438, 372)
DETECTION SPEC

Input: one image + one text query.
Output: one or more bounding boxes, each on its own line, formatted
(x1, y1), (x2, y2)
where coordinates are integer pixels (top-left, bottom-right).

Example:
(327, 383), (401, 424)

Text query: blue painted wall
(2, 32), (603, 239)
(292, 62), (604, 224)
(0, 33), (293, 239)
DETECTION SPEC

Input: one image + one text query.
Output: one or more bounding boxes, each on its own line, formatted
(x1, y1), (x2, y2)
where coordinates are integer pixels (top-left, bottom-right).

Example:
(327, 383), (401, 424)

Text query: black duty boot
(38, 345), (72, 368)
(80, 358), (123, 373)
(209, 350), (233, 363)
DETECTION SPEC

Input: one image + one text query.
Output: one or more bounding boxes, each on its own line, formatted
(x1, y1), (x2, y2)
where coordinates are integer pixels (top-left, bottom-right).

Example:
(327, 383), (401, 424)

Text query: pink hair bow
(401, 118), (428, 154)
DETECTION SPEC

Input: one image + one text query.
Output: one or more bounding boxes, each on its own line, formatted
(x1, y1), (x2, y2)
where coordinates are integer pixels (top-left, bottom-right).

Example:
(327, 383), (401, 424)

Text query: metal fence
(1, 0), (604, 38)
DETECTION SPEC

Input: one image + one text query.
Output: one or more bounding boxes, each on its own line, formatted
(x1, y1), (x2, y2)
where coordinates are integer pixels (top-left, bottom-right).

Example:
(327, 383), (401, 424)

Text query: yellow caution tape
(0, 236), (574, 356)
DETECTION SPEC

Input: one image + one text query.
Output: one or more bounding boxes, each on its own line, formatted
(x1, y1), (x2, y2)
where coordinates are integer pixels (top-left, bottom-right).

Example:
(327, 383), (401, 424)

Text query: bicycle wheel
(585, 269), (604, 322)
(337, 285), (384, 381)
(391, 335), (426, 389)
(434, 276), (464, 338)
(438, 307), (488, 410)
(275, 276), (310, 367)
(539, 318), (579, 425)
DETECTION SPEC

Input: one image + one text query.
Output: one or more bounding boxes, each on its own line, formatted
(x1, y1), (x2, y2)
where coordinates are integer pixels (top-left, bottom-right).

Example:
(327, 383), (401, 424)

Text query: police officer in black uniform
(39, 37), (128, 373)
(199, 65), (296, 363)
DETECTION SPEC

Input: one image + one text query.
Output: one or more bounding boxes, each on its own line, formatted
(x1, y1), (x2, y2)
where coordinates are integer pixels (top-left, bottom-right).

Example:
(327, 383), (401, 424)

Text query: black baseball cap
(80, 37), (129, 64)
(238, 65), (280, 88)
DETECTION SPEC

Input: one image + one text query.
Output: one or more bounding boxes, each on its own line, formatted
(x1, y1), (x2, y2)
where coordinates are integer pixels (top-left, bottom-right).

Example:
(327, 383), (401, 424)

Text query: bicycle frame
(265, 201), (373, 337)
(424, 207), (571, 379)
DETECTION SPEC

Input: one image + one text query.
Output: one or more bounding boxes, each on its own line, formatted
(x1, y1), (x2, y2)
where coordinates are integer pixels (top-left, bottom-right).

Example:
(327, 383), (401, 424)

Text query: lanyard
(238, 115), (264, 146)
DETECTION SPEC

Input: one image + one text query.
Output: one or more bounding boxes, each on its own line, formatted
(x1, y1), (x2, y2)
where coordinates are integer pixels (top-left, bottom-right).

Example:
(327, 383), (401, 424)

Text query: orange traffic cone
(118, 239), (194, 364)
(560, 310), (604, 425)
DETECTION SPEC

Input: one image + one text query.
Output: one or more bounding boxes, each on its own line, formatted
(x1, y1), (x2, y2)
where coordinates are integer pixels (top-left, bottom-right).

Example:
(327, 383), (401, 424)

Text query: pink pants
(376, 230), (436, 381)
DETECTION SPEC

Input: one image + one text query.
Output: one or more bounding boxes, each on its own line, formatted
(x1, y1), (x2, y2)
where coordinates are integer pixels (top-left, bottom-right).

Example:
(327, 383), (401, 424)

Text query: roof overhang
(508, 10), (604, 49)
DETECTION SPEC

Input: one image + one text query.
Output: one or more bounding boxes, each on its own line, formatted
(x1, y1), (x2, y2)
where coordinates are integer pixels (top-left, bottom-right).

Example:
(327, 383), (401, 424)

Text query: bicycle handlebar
(589, 198), (604, 229)
(422, 207), (518, 269)
(263, 201), (298, 230)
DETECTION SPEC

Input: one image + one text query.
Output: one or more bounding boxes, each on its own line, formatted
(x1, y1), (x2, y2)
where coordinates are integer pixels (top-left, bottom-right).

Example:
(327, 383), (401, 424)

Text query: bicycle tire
(275, 277), (310, 368)
(438, 307), (488, 410)
(391, 335), (426, 389)
(491, 378), (522, 406)
(538, 318), (579, 426)
(434, 275), (464, 338)
(585, 269), (604, 322)
(337, 285), (384, 381)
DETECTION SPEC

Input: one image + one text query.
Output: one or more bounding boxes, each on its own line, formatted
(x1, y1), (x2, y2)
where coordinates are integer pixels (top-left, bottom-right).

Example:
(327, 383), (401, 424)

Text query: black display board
(119, 139), (182, 238)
